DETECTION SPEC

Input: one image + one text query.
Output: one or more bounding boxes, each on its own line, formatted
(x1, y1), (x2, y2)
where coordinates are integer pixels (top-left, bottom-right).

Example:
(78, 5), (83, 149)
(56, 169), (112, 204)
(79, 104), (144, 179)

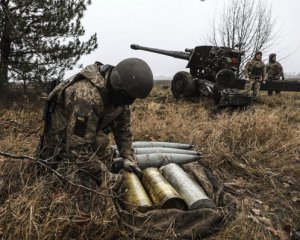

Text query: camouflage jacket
(266, 61), (284, 80)
(43, 63), (135, 165)
(244, 59), (266, 80)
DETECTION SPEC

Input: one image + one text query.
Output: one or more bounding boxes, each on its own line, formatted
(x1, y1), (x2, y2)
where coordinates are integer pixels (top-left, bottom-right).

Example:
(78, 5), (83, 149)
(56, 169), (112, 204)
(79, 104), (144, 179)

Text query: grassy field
(0, 85), (299, 239)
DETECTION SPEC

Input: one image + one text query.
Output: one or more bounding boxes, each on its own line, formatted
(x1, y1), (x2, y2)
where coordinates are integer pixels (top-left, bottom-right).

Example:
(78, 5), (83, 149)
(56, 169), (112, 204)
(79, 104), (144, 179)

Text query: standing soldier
(266, 53), (284, 95)
(243, 51), (267, 99)
(38, 58), (154, 188)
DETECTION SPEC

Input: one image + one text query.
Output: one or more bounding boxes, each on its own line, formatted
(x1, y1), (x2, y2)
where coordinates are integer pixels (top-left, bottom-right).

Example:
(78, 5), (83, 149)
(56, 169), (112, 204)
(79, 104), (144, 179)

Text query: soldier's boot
(268, 90), (273, 96)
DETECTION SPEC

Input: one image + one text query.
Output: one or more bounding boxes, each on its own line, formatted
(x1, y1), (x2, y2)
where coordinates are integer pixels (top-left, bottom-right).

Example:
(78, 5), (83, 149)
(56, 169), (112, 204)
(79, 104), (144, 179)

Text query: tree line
(0, 0), (97, 90)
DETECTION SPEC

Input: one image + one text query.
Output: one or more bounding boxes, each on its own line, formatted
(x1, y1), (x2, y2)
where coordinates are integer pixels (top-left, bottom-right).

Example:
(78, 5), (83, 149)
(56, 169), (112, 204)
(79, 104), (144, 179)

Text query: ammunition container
(142, 168), (186, 210)
(137, 153), (201, 170)
(122, 171), (152, 212)
(161, 163), (216, 209)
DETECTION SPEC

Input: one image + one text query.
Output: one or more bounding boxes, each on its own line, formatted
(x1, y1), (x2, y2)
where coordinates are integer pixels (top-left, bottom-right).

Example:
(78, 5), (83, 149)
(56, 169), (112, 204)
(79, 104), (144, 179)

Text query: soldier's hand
(123, 159), (143, 178)
(262, 80), (266, 85)
(282, 76), (285, 80)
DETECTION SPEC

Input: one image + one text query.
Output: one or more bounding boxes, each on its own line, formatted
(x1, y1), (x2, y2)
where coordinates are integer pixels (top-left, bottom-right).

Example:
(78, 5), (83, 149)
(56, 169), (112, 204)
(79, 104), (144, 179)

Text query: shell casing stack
(141, 168), (187, 210)
(122, 171), (152, 212)
(161, 163), (216, 210)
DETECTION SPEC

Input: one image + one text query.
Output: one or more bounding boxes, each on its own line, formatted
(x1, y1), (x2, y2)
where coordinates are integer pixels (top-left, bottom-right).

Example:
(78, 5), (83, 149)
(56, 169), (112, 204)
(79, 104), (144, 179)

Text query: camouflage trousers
(267, 77), (281, 96)
(244, 79), (261, 98)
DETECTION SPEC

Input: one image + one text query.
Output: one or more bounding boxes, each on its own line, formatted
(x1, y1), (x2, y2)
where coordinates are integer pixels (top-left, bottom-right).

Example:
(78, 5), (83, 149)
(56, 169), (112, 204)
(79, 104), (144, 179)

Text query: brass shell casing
(141, 168), (186, 210)
(122, 171), (152, 212)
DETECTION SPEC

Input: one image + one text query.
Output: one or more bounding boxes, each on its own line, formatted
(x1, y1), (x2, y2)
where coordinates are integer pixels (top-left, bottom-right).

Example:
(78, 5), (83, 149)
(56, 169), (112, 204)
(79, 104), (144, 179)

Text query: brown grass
(0, 86), (299, 239)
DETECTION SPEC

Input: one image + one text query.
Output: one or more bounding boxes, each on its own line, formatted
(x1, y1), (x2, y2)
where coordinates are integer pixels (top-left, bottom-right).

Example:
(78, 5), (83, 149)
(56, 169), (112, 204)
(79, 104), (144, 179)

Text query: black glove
(282, 76), (285, 80)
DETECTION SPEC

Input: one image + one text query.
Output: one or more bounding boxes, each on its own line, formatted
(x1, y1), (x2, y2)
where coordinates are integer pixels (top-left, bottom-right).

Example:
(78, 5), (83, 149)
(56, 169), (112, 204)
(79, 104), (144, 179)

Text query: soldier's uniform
(244, 54), (266, 98)
(266, 53), (284, 95)
(41, 63), (135, 183)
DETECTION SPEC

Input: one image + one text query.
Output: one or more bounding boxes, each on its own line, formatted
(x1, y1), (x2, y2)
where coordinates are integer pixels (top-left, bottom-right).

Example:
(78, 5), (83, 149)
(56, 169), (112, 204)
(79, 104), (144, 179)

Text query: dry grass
(0, 86), (300, 239)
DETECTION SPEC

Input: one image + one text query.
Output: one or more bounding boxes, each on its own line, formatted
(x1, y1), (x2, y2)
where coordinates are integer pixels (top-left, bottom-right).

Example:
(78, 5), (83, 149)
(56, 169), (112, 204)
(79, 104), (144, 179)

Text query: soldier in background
(266, 53), (284, 95)
(243, 51), (267, 99)
(39, 58), (154, 188)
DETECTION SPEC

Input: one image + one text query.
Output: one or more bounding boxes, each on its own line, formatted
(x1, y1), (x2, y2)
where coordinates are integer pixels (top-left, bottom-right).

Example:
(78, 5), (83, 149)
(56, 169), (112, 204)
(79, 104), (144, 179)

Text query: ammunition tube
(142, 168), (186, 210)
(137, 153), (201, 170)
(122, 171), (152, 212)
(161, 163), (216, 209)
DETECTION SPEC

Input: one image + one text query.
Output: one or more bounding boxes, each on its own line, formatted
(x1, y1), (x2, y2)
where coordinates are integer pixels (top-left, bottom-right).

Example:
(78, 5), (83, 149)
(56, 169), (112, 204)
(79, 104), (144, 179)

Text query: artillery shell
(114, 147), (201, 156)
(132, 141), (194, 149)
(161, 163), (216, 210)
(122, 171), (152, 212)
(141, 168), (186, 210)
(134, 147), (201, 155)
(137, 153), (201, 170)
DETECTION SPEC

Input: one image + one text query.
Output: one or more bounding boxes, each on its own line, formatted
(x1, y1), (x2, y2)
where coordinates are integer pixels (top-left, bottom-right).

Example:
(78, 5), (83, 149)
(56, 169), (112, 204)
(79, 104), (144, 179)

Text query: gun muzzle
(130, 44), (139, 50)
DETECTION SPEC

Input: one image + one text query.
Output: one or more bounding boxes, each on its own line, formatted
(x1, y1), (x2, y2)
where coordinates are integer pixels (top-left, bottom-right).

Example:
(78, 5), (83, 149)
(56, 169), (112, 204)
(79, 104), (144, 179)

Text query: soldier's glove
(123, 159), (143, 178)
(282, 76), (285, 80)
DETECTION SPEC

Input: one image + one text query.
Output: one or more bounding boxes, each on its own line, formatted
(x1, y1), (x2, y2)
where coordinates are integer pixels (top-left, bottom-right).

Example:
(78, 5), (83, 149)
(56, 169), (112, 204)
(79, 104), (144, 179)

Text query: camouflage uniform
(243, 57), (266, 98)
(41, 63), (135, 184)
(266, 55), (284, 95)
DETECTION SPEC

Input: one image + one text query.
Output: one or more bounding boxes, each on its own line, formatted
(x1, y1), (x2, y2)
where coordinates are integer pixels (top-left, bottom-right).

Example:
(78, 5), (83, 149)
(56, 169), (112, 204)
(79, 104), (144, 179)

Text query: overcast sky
(66, 0), (300, 79)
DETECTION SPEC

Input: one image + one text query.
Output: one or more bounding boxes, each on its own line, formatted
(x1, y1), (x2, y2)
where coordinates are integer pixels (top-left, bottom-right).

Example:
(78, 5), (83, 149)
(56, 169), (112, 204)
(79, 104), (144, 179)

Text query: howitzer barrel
(131, 44), (191, 60)
(185, 48), (194, 53)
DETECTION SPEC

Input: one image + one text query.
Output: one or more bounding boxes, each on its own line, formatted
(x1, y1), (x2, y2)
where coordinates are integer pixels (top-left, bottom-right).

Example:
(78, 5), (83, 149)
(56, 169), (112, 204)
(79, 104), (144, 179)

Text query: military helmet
(110, 58), (154, 99)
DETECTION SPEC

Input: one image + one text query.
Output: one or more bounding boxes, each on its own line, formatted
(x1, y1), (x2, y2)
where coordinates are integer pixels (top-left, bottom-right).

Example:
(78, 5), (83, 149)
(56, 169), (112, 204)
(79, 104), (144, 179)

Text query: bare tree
(206, 0), (276, 76)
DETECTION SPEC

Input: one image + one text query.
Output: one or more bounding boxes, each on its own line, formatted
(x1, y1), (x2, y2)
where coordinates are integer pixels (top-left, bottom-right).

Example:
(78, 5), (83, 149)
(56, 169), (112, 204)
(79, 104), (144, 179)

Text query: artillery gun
(131, 44), (300, 107)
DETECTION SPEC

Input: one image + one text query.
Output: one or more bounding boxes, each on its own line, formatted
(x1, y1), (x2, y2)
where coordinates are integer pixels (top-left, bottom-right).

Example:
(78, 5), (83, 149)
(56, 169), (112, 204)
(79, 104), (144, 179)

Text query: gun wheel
(171, 71), (196, 99)
(215, 69), (236, 88)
